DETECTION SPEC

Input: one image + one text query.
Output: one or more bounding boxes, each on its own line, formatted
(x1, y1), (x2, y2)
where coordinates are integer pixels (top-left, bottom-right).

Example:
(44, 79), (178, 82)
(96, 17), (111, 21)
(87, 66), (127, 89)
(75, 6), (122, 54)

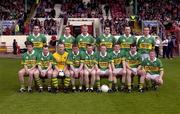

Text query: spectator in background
(155, 36), (161, 58)
(49, 35), (57, 47)
(104, 3), (109, 17)
(162, 37), (168, 58)
(167, 34), (174, 59)
(13, 39), (17, 55)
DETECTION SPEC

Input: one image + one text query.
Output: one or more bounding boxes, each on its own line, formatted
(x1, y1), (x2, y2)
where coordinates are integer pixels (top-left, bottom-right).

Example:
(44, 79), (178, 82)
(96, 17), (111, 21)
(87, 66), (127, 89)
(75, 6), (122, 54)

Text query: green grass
(0, 57), (180, 114)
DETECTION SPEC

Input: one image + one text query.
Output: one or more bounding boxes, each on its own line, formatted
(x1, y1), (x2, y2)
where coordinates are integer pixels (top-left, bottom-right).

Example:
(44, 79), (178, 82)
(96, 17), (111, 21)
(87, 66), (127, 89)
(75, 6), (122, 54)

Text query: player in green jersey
(75, 25), (95, 51)
(58, 26), (75, 52)
(96, 44), (113, 92)
(117, 26), (136, 52)
(96, 26), (116, 52)
(26, 25), (47, 52)
(67, 44), (84, 92)
(18, 41), (38, 93)
(110, 43), (126, 91)
(83, 44), (97, 92)
(126, 44), (145, 92)
(137, 27), (155, 60)
(141, 50), (164, 91)
(34, 45), (54, 92)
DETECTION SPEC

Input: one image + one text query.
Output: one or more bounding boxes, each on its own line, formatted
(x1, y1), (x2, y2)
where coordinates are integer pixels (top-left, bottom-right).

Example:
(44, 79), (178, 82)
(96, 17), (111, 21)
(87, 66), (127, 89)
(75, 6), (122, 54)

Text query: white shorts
(99, 69), (109, 75)
(146, 73), (160, 80)
(113, 68), (123, 74)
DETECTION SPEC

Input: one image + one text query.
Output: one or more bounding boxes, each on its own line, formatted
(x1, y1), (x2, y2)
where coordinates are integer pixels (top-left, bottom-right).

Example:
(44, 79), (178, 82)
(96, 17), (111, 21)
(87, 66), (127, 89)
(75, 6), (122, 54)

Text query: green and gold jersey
(83, 51), (97, 68)
(37, 52), (54, 70)
(67, 51), (84, 68)
(96, 34), (116, 52)
(58, 35), (75, 52)
(75, 34), (95, 51)
(96, 52), (111, 70)
(21, 50), (37, 69)
(125, 51), (142, 68)
(137, 35), (155, 54)
(117, 34), (136, 52)
(141, 58), (163, 75)
(110, 51), (125, 68)
(26, 33), (47, 52)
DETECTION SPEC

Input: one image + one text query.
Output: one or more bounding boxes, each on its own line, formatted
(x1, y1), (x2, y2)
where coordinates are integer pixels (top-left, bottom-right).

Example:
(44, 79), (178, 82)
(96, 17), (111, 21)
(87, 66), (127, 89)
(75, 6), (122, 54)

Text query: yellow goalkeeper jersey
(53, 51), (68, 70)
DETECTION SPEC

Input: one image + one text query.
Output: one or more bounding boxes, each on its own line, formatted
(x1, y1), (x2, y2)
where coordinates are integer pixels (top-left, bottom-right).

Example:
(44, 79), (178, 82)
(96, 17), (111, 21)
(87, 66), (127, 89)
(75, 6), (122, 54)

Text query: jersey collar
(42, 52), (49, 57)
(113, 50), (120, 55)
(64, 34), (72, 38)
(124, 34), (131, 38)
(143, 35), (151, 38)
(103, 34), (111, 38)
(81, 33), (89, 37)
(73, 51), (79, 55)
(148, 57), (157, 62)
(27, 50), (35, 55)
(33, 33), (40, 38)
(129, 51), (137, 56)
(100, 52), (107, 57)
(86, 51), (94, 56)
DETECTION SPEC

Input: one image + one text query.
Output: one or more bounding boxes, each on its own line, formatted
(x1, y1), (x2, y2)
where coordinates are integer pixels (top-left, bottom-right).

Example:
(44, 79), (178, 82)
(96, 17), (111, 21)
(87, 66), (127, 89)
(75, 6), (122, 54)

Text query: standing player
(126, 44), (145, 92)
(26, 25), (47, 52)
(83, 44), (97, 92)
(137, 27), (155, 60)
(96, 44), (113, 92)
(58, 26), (75, 52)
(141, 50), (164, 90)
(111, 43), (126, 91)
(34, 45), (54, 92)
(52, 43), (71, 93)
(18, 41), (38, 92)
(67, 44), (84, 92)
(117, 26), (136, 53)
(96, 26), (116, 52)
(75, 25), (95, 52)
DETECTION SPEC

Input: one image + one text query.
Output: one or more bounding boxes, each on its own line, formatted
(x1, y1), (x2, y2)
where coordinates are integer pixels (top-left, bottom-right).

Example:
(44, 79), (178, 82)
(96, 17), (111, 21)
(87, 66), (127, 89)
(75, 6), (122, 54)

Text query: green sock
(52, 77), (58, 88)
(96, 80), (100, 89)
(108, 81), (113, 89)
(34, 77), (42, 87)
(64, 77), (71, 87)
(47, 77), (51, 87)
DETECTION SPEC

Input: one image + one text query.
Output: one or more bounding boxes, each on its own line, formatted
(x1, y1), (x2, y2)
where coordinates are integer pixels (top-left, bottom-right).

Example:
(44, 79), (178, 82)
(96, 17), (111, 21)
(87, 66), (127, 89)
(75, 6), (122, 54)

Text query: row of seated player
(18, 41), (164, 93)
(18, 25), (164, 93)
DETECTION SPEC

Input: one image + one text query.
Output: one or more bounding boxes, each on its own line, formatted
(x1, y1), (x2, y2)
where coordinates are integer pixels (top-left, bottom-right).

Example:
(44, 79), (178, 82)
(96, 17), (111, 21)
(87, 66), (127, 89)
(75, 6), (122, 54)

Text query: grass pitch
(0, 57), (180, 114)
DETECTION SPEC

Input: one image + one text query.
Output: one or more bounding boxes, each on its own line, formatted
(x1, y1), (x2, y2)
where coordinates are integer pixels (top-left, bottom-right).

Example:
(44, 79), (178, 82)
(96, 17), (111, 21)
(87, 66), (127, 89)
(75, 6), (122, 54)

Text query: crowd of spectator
(30, 18), (60, 35)
(137, 0), (180, 30)
(59, 0), (103, 18)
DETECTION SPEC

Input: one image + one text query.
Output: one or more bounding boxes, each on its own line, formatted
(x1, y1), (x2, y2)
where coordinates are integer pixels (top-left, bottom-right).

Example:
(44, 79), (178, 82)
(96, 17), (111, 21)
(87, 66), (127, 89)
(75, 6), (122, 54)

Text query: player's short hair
(33, 25), (40, 28)
(25, 41), (33, 47)
(113, 43), (120, 47)
(64, 26), (70, 29)
(100, 44), (107, 47)
(143, 26), (150, 29)
(72, 44), (79, 48)
(86, 44), (93, 47)
(43, 45), (49, 49)
(130, 43), (137, 48)
(57, 42), (65, 46)
(149, 49), (155, 53)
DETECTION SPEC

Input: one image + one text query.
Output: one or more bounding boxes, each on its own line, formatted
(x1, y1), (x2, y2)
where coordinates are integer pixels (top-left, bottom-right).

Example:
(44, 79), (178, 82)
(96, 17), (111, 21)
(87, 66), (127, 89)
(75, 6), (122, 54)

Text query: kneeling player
(34, 45), (54, 92)
(126, 44), (145, 92)
(96, 44), (113, 92)
(142, 50), (164, 90)
(52, 43), (71, 93)
(111, 43), (126, 91)
(67, 44), (84, 92)
(83, 44), (96, 92)
(18, 41), (37, 92)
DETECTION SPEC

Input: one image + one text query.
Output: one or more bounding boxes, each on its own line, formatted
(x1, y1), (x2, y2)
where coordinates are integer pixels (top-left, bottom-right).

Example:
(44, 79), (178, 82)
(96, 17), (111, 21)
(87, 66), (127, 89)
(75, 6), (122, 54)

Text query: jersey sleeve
(66, 53), (73, 65)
